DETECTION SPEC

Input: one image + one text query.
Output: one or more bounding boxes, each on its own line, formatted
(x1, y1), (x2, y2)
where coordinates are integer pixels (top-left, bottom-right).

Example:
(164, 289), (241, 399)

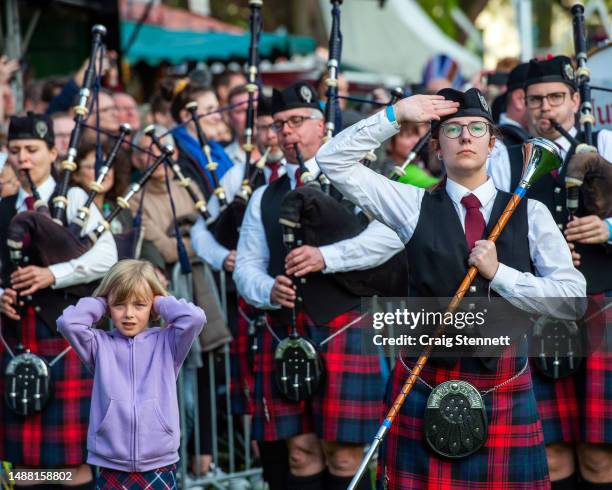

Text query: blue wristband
(606, 219), (612, 243)
(385, 104), (397, 124)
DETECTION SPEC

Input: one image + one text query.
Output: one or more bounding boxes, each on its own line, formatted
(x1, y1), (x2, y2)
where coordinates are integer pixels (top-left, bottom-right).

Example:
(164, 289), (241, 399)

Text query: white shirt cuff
(262, 276), (281, 310)
(369, 109), (401, 140)
(211, 248), (231, 272)
(49, 262), (74, 289)
(319, 244), (340, 274)
(490, 263), (520, 296)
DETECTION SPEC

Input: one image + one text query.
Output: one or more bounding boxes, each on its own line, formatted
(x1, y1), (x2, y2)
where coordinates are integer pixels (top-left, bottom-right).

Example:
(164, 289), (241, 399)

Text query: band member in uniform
(224, 84), (261, 168)
(316, 88), (586, 489)
(190, 92), (277, 277)
(234, 82), (405, 490)
(487, 55), (612, 490)
(497, 62), (530, 146)
(0, 113), (117, 488)
(215, 92), (291, 490)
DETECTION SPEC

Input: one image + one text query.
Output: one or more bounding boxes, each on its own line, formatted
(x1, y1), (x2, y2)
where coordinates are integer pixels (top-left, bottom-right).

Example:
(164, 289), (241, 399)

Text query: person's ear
(571, 90), (580, 114)
(512, 89), (525, 111)
(49, 146), (58, 163)
(489, 133), (496, 153)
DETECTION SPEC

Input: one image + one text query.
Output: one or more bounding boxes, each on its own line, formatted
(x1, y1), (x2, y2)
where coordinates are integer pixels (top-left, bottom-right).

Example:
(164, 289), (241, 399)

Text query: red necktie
(461, 193), (486, 251)
(295, 168), (304, 188)
(267, 162), (281, 183)
(25, 196), (35, 210)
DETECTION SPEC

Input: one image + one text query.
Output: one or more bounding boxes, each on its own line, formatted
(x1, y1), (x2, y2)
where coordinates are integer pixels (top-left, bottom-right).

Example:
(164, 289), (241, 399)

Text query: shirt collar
(553, 126), (577, 154)
(286, 156), (319, 188)
(498, 112), (523, 128)
(445, 176), (496, 209)
(16, 175), (55, 210)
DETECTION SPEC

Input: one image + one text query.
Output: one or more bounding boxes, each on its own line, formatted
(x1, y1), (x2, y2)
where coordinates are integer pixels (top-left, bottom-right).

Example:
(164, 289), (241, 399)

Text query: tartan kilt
(579, 291), (612, 444)
(230, 297), (256, 415)
(96, 463), (177, 489)
(377, 348), (549, 490)
(0, 307), (92, 467)
(252, 308), (384, 443)
(530, 364), (580, 444)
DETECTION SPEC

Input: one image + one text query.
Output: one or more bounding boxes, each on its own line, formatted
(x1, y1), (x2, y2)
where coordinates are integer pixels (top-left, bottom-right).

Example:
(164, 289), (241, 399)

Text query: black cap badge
(563, 62), (575, 83)
(35, 120), (49, 139)
(299, 85), (313, 104)
(477, 92), (489, 113)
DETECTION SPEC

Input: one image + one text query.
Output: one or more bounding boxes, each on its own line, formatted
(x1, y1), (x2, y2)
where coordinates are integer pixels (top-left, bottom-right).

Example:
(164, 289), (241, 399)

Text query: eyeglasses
(272, 115), (319, 133)
(525, 92), (568, 108)
(440, 121), (490, 139)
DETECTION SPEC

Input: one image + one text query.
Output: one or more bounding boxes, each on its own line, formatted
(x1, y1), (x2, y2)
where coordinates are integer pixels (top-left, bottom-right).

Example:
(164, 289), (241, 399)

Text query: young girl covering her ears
(57, 259), (206, 489)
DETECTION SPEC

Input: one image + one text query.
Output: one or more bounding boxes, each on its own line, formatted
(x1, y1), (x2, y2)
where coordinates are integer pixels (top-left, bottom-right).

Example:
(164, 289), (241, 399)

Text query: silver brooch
(564, 63), (575, 82)
(300, 85), (312, 104)
(477, 93), (490, 114)
(35, 121), (48, 139)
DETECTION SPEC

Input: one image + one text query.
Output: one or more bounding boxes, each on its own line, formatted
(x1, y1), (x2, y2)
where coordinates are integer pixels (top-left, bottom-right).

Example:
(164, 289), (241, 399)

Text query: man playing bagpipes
(0, 113), (117, 488)
(488, 54), (612, 489)
(233, 81), (406, 490)
(192, 92), (292, 488)
(316, 88), (586, 489)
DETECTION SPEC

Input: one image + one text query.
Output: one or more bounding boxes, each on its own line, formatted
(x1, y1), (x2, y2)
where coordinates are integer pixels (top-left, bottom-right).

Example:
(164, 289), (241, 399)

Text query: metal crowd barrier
(171, 261), (264, 489)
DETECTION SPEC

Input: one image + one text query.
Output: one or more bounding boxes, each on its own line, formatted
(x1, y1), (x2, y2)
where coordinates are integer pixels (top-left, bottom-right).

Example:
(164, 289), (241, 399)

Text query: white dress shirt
(233, 156), (405, 310)
(316, 109), (586, 313)
(498, 112), (524, 129)
(190, 155), (288, 271)
(13, 176), (118, 289)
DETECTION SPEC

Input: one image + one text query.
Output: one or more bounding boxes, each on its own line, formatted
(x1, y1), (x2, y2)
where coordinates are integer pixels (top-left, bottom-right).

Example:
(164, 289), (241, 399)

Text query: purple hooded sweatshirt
(57, 296), (206, 472)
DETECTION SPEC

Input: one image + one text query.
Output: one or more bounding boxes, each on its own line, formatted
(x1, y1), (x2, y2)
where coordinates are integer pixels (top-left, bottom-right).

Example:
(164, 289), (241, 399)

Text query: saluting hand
(10, 265), (55, 296)
(468, 240), (499, 280)
(0, 288), (21, 320)
(270, 275), (296, 309)
(285, 245), (325, 278)
(393, 95), (459, 124)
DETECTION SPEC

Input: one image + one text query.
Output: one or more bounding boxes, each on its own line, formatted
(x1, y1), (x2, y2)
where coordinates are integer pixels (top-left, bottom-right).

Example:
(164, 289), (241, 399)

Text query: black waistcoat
(0, 190), (93, 331)
(405, 188), (533, 370)
(260, 175), (360, 324)
(405, 187), (533, 297)
(507, 132), (612, 294)
(0, 194), (19, 288)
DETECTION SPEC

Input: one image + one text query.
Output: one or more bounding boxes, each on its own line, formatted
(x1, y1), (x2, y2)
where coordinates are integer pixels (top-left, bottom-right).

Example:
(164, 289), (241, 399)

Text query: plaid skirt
(530, 365), (581, 444)
(96, 463), (177, 489)
(580, 291), (612, 444)
(378, 349), (549, 489)
(252, 308), (384, 443)
(0, 307), (92, 466)
(230, 297), (257, 416)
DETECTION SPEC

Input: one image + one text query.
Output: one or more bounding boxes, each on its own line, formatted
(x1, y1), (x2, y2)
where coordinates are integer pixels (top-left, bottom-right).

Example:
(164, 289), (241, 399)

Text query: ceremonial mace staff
(347, 138), (563, 490)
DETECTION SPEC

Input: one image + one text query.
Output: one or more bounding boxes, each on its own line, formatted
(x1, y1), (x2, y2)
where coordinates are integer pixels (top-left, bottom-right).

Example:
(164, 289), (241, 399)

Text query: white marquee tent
(319, 0), (482, 83)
